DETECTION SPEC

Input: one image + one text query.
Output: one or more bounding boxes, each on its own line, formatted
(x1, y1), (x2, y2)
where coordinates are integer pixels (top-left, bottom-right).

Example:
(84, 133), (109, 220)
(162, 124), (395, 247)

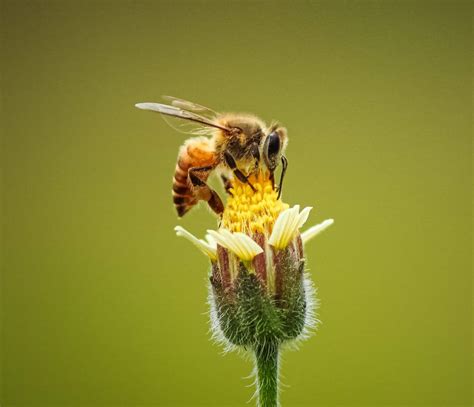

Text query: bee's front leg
(220, 174), (233, 196)
(223, 151), (256, 192)
(250, 142), (261, 172)
(276, 155), (288, 199)
(188, 166), (224, 216)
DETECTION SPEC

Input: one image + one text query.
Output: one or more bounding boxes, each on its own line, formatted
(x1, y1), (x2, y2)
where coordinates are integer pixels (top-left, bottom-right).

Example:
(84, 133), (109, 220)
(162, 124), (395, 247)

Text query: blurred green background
(1, 0), (472, 406)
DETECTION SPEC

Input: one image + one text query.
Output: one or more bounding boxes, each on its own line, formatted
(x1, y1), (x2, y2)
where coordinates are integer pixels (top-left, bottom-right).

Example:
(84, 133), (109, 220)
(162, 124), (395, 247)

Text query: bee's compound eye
(267, 132), (280, 156)
(263, 131), (281, 172)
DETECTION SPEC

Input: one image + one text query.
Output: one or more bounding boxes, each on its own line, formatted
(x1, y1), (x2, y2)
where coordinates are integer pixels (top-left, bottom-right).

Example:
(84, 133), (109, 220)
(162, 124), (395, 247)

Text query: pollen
(222, 172), (289, 235)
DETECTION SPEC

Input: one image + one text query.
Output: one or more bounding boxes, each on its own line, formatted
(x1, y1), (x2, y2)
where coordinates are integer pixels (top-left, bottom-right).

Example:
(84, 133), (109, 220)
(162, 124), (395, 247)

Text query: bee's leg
(223, 151), (256, 191)
(250, 143), (260, 171)
(276, 155), (288, 200)
(221, 174), (233, 196)
(188, 165), (224, 216)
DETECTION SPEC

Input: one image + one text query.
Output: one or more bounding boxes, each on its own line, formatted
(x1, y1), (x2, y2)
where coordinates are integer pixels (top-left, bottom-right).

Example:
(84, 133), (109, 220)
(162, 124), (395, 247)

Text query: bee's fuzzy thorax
(217, 112), (267, 132)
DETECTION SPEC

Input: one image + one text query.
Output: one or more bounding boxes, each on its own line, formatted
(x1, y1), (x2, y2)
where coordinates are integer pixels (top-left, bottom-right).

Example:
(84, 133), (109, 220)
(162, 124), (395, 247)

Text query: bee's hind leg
(188, 165), (224, 216)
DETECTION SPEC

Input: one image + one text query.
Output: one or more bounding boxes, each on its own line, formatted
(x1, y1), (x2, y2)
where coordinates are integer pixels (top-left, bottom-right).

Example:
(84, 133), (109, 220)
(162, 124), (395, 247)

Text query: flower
(176, 173), (333, 262)
(175, 171), (333, 407)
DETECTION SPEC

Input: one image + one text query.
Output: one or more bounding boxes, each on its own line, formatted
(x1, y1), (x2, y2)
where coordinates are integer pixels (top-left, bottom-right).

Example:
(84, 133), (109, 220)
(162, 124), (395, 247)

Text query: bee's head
(262, 124), (288, 172)
(218, 115), (288, 173)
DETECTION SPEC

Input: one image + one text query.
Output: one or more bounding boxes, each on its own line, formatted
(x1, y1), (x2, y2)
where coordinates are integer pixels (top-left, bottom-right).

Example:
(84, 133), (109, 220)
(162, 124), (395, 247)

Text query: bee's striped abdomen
(172, 138), (216, 217)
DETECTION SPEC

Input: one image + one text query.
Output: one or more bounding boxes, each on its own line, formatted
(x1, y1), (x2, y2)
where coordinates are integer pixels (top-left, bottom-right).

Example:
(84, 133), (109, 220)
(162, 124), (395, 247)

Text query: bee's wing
(162, 96), (219, 119)
(135, 101), (229, 136)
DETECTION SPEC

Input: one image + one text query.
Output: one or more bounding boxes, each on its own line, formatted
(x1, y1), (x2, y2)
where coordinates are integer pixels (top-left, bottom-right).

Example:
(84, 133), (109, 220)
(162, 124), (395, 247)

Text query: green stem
(254, 342), (279, 407)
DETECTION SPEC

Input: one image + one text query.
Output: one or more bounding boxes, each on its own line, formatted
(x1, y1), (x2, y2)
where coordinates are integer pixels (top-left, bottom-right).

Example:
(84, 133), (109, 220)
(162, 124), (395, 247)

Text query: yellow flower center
(221, 171), (288, 234)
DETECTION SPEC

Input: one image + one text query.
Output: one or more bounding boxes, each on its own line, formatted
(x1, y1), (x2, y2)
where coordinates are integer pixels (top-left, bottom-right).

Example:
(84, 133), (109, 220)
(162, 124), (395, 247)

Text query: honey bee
(135, 96), (288, 217)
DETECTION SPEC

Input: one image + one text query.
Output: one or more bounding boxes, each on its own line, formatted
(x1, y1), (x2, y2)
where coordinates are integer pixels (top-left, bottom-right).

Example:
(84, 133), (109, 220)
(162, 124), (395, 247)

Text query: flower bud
(208, 175), (318, 350)
(175, 172), (333, 407)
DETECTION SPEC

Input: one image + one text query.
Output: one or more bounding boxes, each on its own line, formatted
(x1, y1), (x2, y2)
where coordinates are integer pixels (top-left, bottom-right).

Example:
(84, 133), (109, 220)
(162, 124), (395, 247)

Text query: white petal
(204, 233), (217, 248)
(207, 229), (230, 250)
(297, 207), (313, 228)
(234, 232), (263, 260)
(269, 205), (311, 250)
(230, 232), (250, 259)
(284, 206), (301, 244)
(301, 219), (334, 244)
(219, 229), (242, 256)
(207, 229), (262, 261)
(175, 226), (217, 260)
(268, 207), (290, 248)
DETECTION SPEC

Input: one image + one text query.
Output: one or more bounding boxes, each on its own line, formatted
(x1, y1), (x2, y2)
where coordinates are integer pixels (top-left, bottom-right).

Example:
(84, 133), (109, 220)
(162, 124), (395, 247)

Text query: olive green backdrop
(1, 0), (472, 406)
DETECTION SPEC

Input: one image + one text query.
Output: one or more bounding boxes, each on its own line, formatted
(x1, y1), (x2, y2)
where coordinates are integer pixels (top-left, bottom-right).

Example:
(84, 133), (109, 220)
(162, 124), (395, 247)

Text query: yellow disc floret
(221, 172), (289, 235)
